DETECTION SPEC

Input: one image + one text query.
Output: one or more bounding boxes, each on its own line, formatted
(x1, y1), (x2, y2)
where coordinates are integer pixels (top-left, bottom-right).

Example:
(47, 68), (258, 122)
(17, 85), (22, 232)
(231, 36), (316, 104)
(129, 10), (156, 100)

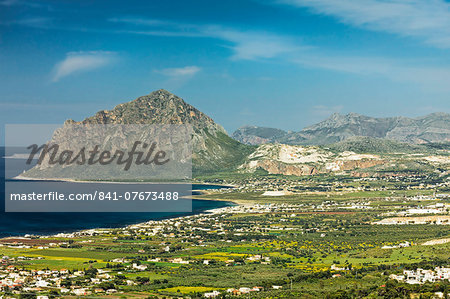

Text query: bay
(0, 147), (232, 237)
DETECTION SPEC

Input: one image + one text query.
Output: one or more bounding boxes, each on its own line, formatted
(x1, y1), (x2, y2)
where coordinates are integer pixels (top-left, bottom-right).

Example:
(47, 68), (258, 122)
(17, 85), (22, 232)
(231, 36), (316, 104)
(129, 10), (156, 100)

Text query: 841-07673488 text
(9, 191), (179, 201)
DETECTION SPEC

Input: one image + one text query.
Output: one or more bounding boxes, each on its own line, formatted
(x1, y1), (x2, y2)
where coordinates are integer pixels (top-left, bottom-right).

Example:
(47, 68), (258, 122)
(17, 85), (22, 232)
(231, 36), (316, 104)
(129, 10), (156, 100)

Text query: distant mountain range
(22, 90), (450, 179)
(232, 112), (450, 145)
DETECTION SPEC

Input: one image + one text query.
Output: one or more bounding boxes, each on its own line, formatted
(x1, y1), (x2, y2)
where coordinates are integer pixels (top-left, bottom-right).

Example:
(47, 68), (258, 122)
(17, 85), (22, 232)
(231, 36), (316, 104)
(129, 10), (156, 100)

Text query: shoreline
(60, 197), (238, 238)
(124, 199), (238, 230)
(0, 197), (238, 240)
(2, 175), (238, 239)
(13, 175), (235, 188)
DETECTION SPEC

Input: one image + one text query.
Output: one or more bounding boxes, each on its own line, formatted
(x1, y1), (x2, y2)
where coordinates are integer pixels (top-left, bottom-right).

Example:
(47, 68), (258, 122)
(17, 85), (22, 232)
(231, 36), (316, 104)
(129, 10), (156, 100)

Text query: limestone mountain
(20, 89), (251, 179)
(66, 89), (253, 174)
(238, 140), (450, 177)
(235, 113), (450, 177)
(238, 143), (385, 177)
(72, 89), (223, 130)
(233, 112), (450, 145)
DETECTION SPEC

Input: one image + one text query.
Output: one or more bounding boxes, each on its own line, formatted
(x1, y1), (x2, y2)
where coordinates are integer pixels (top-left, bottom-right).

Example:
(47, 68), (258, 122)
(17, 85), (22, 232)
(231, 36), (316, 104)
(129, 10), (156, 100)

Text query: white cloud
(110, 18), (300, 60)
(52, 51), (117, 82)
(112, 16), (450, 90)
(29, 15), (450, 91)
(277, 0), (450, 48)
(204, 26), (301, 60)
(156, 66), (201, 77)
(295, 54), (450, 91)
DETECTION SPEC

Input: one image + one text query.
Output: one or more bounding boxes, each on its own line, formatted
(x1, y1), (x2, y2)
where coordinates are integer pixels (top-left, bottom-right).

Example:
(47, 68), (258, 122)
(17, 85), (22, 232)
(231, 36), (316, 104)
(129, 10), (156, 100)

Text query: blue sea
(0, 147), (232, 237)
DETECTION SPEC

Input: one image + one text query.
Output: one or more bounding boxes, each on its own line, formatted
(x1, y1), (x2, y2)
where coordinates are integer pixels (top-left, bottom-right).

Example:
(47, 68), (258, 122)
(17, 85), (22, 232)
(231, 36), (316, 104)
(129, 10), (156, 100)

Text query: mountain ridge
(20, 91), (449, 179)
(232, 112), (450, 145)
(27, 89), (253, 177)
(67, 89), (226, 132)
(76, 89), (253, 174)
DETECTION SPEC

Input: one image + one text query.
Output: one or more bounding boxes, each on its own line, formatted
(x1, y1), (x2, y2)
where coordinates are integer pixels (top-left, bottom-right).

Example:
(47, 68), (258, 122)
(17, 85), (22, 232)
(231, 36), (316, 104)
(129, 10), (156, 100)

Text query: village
(195, 172), (450, 195)
(390, 267), (450, 285)
(1, 184), (449, 298)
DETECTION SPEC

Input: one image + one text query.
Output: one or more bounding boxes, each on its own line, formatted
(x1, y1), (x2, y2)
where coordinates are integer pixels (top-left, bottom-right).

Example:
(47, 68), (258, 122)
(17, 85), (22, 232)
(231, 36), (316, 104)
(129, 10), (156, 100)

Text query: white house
(204, 290), (221, 298)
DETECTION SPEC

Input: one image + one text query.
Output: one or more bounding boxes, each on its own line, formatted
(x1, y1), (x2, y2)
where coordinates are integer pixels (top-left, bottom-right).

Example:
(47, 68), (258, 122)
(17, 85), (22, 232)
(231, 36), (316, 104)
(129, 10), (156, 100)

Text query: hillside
(238, 142), (450, 177)
(73, 89), (253, 173)
(23, 89), (253, 179)
(232, 126), (289, 145)
(19, 92), (450, 179)
(323, 136), (442, 154)
(233, 112), (450, 145)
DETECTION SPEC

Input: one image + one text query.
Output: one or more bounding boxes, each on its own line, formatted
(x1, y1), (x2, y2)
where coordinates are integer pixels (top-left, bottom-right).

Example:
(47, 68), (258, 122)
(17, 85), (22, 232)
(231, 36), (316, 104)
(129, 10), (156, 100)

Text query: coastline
(0, 197), (238, 240)
(2, 176), (238, 239)
(50, 198), (237, 238)
(13, 175), (191, 184)
(122, 198), (238, 231)
(13, 175), (235, 188)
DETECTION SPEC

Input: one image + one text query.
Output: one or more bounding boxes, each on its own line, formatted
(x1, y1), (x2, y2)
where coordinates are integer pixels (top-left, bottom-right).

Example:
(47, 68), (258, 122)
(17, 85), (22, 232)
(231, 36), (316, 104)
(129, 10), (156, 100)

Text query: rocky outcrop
(247, 160), (318, 176)
(232, 112), (450, 145)
(325, 158), (385, 172)
(27, 90), (253, 177)
(239, 143), (385, 176)
(71, 89), (226, 132)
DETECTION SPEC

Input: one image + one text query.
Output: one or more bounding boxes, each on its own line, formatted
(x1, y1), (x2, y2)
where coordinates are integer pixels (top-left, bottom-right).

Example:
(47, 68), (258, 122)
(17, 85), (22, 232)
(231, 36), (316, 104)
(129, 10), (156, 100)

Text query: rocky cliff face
(28, 90), (253, 177)
(81, 90), (252, 173)
(296, 112), (450, 145)
(233, 112), (450, 145)
(243, 159), (319, 176)
(70, 89), (225, 131)
(238, 143), (385, 176)
(20, 90), (449, 179)
(238, 141), (449, 177)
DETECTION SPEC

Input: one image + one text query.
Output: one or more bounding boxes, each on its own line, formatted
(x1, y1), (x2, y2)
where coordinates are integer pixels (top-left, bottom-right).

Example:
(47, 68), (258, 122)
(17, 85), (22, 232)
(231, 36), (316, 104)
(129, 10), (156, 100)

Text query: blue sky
(1, 0), (450, 136)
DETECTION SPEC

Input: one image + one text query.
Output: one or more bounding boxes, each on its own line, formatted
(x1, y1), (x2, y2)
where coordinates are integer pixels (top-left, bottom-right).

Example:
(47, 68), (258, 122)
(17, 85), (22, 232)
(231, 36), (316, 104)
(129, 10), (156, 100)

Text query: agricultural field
(1, 175), (449, 298)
